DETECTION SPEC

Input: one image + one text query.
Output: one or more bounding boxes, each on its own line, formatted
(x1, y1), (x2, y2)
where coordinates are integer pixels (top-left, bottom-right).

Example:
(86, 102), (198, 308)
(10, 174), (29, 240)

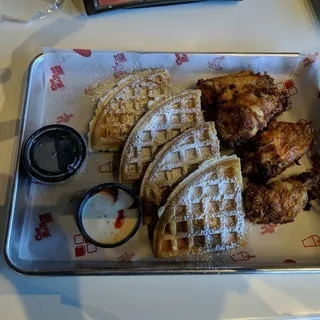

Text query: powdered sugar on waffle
(98, 69), (170, 110)
(88, 69), (171, 152)
(158, 124), (219, 172)
(154, 156), (245, 257)
(175, 157), (244, 250)
(120, 89), (204, 183)
(141, 122), (220, 224)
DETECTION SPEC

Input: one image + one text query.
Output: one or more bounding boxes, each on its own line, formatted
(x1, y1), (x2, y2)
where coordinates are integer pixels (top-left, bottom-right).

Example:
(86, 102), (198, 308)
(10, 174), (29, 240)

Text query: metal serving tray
(5, 52), (320, 275)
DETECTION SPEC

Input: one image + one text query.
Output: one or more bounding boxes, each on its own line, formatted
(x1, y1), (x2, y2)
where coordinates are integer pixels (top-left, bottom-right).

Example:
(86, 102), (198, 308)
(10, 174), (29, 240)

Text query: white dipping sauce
(81, 188), (139, 245)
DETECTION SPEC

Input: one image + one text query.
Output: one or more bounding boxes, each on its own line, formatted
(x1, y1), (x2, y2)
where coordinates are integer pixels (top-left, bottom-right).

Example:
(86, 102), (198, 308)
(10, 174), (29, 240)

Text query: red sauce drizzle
(114, 209), (125, 229)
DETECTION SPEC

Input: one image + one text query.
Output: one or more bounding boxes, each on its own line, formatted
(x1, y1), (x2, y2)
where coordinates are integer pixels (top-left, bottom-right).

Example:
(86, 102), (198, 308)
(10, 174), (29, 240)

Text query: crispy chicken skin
(197, 70), (275, 107)
(215, 91), (289, 146)
(294, 158), (320, 200)
(244, 179), (308, 224)
(242, 120), (315, 182)
(196, 70), (290, 147)
(296, 172), (320, 200)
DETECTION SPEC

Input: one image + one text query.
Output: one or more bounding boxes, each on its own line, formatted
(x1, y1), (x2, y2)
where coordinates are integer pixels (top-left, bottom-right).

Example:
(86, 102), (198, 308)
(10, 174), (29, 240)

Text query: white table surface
(1, 0), (320, 319)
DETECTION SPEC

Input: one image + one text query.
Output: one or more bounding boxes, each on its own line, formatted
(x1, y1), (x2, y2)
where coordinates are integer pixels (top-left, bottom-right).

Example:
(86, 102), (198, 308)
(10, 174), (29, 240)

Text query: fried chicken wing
(244, 179), (308, 224)
(196, 70), (290, 147)
(215, 91), (289, 146)
(197, 70), (275, 107)
(242, 120), (315, 182)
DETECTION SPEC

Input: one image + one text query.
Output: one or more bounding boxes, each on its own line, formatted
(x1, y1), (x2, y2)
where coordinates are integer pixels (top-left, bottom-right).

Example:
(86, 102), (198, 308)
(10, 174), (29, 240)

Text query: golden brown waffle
(119, 90), (204, 183)
(140, 122), (220, 225)
(153, 155), (244, 258)
(88, 69), (171, 152)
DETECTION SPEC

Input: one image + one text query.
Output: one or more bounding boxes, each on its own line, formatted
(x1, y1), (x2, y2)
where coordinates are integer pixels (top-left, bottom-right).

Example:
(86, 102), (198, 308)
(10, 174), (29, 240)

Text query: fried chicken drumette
(242, 120), (315, 182)
(244, 179), (308, 224)
(244, 152), (320, 225)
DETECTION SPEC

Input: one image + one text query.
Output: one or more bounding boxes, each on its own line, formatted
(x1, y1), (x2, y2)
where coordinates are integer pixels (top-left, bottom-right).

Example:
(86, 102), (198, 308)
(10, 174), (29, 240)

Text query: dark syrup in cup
(22, 124), (87, 184)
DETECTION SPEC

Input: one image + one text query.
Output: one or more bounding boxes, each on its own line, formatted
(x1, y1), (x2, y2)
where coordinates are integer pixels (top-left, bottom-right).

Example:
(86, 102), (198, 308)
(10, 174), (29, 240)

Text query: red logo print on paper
(260, 224), (277, 235)
(74, 234), (97, 258)
(35, 213), (53, 241)
(49, 65), (65, 91)
(231, 251), (256, 262)
(73, 49), (92, 57)
(208, 56), (225, 71)
(175, 53), (189, 66)
(283, 259), (296, 263)
(303, 52), (318, 67)
(302, 235), (320, 248)
(117, 252), (135, 262)
(113, 53), (127, 78)
(56, 112), (73, 124)
(99, 162), (117, 173)
(276, 79), (298, 97)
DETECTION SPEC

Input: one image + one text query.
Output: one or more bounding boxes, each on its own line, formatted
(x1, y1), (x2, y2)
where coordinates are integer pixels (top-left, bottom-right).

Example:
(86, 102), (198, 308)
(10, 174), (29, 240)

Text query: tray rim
(7, 51), (320, 276)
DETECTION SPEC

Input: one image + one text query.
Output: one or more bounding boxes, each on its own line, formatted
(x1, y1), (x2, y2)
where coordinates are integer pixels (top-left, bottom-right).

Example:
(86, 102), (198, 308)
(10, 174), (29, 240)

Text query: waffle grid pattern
(156, 163), (244, 257)
(97, 76), (169, 146)
(90, 71), (170, 151)
(142, 123), (220, 224)
(122, 91), (203, 182)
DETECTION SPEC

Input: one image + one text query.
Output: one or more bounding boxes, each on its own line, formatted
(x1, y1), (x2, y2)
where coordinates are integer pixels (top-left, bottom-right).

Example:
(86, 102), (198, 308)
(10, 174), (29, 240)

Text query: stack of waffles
(140, 122), (220, 225)
(88, 69), (245, 258)
(119, 90), (204, 183)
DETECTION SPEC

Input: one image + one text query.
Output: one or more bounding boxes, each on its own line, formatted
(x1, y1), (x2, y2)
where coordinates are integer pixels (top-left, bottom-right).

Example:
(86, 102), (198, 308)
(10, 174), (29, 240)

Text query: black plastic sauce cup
(22, 124), (87, 184)
(77, 183), (143, 248)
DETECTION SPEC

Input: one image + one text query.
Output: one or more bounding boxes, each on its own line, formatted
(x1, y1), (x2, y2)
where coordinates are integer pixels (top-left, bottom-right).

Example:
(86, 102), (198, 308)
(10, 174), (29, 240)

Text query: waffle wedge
(141, 122), (220, 225)
(88, 69), (171, 152)
(119, 89), (204, 184)
(153, 155), (244, 258)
